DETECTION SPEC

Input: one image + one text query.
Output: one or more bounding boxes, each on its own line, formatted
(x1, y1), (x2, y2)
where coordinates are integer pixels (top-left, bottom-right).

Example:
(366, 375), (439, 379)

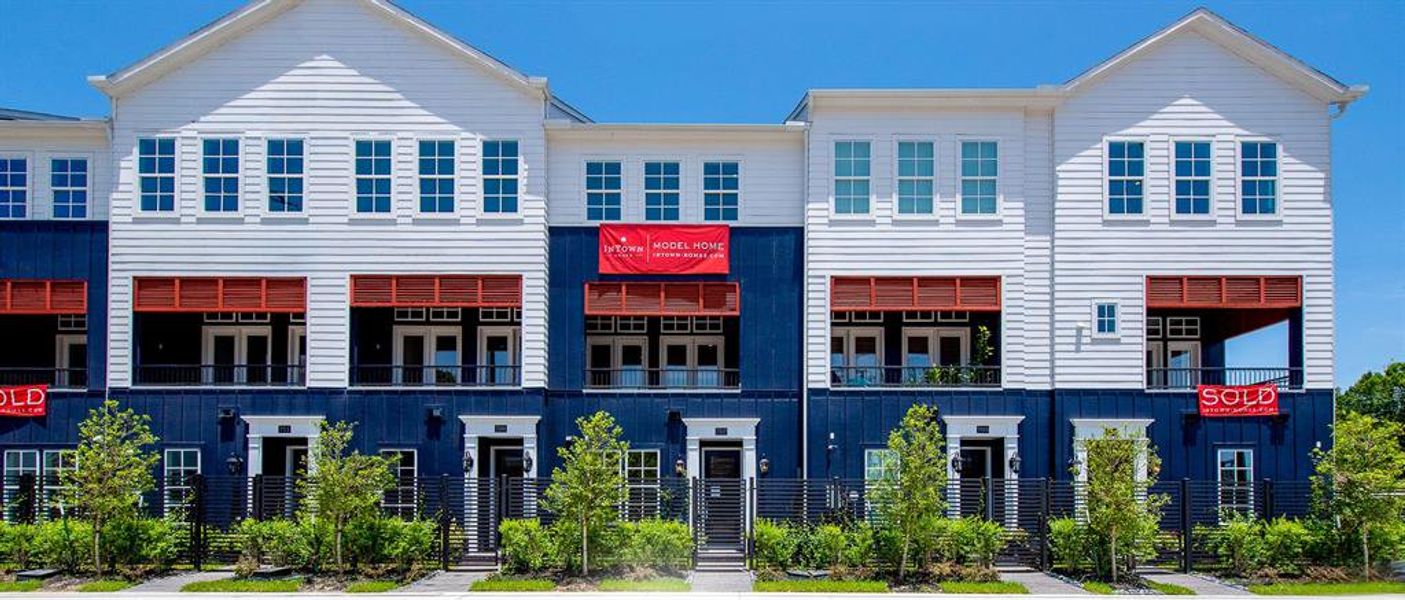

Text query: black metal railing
(830, 365), (1001, 388)
(1146, 367), (1302, 390)
(134, 364), (305, 387)
(350, 365), (521, 387)
(0, 367), (87, 390)
(585, 367), (740, 390)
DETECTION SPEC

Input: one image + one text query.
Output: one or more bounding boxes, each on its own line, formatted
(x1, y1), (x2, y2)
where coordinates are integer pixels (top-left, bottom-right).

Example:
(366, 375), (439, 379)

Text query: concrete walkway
(998, 567), (1090, 595)
(403, 569), (491, 592)
(690, 570), (754, 593)
(1141, 570), (1251, 596)
(119, 570), (231, 593)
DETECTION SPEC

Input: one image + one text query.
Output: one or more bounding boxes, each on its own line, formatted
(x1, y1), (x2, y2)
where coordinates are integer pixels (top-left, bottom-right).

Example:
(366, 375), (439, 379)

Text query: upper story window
(202, 139), (240, 213)
(833, 141), (871, 215)
(418, 140), (455, 214)
(1094, 301), (1118, 337)
(1174, 141), (1211, 216)
(266, 139), (304, 213)
(959, 141), (998, 215)
(0, 157), (28, 219)
(1240, 141), (1278, 216)
(138, 138), (176, 212)
(896, 141), (935, 215)
(482, 140), (519, 214)
(703, 161), (739, 221)
(51, 158), (88, 219)
(585, 160), (622, 221)
(355, 140), (393, 214)
(1106, 141), (1144, 216)
(644, 161), (681, 221)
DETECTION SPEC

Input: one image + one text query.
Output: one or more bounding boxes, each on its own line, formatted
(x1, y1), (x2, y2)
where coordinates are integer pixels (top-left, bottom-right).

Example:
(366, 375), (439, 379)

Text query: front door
(957, 439), (1004, 520)
(699, 447), (745, 551)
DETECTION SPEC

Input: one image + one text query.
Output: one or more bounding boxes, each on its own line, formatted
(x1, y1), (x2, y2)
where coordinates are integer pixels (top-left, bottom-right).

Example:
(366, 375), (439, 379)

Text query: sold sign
(1197, 383), (1279, 417)
(0, 385), (48, 417)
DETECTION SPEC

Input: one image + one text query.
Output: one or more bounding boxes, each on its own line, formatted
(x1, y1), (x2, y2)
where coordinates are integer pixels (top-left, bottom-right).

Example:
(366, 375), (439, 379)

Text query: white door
(1167, 341), (1201, 388)
(394, 326), (461, 385)
(476, 327), (519, 385)
(202, 326), (271, 384)
(54, 334), (87, 389)
(287, 326), (306, 385)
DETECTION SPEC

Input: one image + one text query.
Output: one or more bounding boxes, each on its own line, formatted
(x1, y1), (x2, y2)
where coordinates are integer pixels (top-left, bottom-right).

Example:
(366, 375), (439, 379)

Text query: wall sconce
(674, 458), (687, 476)
(1008, 452), (1022, 476)
(522, 452), (534, 473)
(225, 453), (245, 476)
(462, 449), (475, 474)
(218, 407), (237, 422)
(758, 457), (771, 476)
(950, 452), (964, 473)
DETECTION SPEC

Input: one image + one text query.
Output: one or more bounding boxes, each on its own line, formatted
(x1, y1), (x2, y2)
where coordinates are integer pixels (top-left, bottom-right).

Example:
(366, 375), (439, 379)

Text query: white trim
(1101, 137), (1149, 221)
(414, 137), (459, 218)
(700, 157), (742, 223)
(830, 138), (874, 218)
(954, 137), (1002, 220)
(196, 136), (244, 217)
(350, 137), (396, 219)
(1168, 138), (1216, 221)
(1091, 300), (1120, 339)
(641, 158), (684, 222)
(47, 153), (93, 220)
(891, 137), (938, 220)
(582, 157), (625, 222)
(240, 415), (324, 480)
(479, 138), (522, 217)
(201, 325), (272, 384)
(458, 415), (540, 479)
(1235, 137), (1284, 221)
(942, 415), (1023, 525)
(54, 334), (86, 390)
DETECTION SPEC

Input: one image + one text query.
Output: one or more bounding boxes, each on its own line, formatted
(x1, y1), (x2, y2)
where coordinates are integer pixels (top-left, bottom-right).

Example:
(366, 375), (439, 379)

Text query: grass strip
(470, 577), (556, 592)
(0, 581), (43, 592)
(181, 577), (303, 593)
(78, 580), (134, 593)
(754, 579), (890, 593)
(1083, 581), (1116, 595)
(940, 581), (1029, 594)
(347, 580), (401, 593)
(597, 577), (690, 592)
(1145, 580), (1195, 595)
(1247, 582), (1405, 596)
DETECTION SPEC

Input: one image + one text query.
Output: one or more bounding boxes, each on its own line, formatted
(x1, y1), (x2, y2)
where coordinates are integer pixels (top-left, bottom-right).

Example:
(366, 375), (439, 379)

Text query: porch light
(674, 458), (687, 476)
(462, 449), (475, 474)
(1008, 452), (1022, 475)
(522, 452), (533, 474)
(758, 457), (771, 476)
(1068, 455), (1081, 475)
(950, 452), (964, 473)
(225, 453), (244, 476)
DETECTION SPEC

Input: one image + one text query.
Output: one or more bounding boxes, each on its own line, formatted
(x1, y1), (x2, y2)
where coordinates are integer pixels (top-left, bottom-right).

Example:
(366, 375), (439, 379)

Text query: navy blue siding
(0, 221), (108, 388)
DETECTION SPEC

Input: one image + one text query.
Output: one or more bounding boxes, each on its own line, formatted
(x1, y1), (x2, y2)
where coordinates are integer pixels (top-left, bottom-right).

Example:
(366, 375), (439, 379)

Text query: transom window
(1094, 302), (1118, 336)
(960, 141), (998, 215)
(703, 161), (739, 221)
(51, 158), (87, 219)
(1240, 141), (1278, 215)
(585, 161), (622, 221)
(355, 140), (393, 214)
(833, 141), (871, 215)
(1106, 141), (1144, 215)
(266, 139), (304, 213)
(1166, 316), (1200, 338)
(864, 449), (897, 482)
(482, 140), (519, 214)
(644, 161), (681, 221)
(896, 141), (935, 215)
(202, 139), (240, 212)
(1217, 448), (1254, 514)
(164, 448), (200, 512)
(0, 157), (27, 219)
(418, 140), (455, 214)
(1174, 141), (1212, 215)
(138, 138), (176, 212)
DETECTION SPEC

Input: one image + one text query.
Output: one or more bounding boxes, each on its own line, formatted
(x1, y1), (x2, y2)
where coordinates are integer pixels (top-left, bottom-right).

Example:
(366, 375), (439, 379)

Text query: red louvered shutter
(830, 276), (1001, 311)
(1146, 276), (1302, 308)
(133, 277), (306, 312)
(584, 282), (739, 316)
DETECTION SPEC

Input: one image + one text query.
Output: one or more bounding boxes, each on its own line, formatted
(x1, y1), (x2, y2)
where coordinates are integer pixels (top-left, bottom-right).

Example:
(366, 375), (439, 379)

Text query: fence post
(1180, 478), (1192, 573)
(982, 476), (993, 521)
(438, 475), (451, 571)
(191, 474), (206, 571)
(1262, 479), (1275, 519)
(1039, 477), (1051, 571)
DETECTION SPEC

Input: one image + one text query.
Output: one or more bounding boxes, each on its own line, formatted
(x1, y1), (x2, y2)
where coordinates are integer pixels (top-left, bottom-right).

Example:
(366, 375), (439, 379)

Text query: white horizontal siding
(0, 132), (111, 221)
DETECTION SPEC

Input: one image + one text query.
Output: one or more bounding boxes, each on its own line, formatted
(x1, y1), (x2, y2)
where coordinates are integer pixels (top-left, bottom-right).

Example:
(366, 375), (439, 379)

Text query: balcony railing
(0, 368), (87, 390)
(830, 365), (1001, 388)
(585, 367), (740, 390)
(1146, 367), (1303, 391)
(350, 365), (520, 387)
(135, 364), (305, 387)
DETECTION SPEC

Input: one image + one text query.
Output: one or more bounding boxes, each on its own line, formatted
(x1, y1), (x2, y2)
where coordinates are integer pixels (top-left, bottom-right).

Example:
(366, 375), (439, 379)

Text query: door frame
(53, 333), (86, 389)
(942, 415), (1023, 525)
(393, 325), (462, 384)
(488, 445), (526, 479)
(201, 325), (272, 384)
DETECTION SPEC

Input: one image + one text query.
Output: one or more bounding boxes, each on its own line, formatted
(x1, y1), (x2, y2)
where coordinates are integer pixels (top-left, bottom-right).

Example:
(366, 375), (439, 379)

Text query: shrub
(33, 519), (92, 573)
(753, 519), (801, 570)
(104, 517), (181, 575)
(800, 524), (848, 570)
(235, 517), (334, 574)
(1047, 518), (1087, 573)
(620, 518), (692, 571)
(1208, 513), (1264, 576)
(0, 523), (39, 569)
(841, 523), (875, 569)
(1261, 517), (1312, 574)
(949, 517), (1005, 569)
(385, 519), (436, 574)
(341, 516), (433, 575)
(499, 519), (552, 574)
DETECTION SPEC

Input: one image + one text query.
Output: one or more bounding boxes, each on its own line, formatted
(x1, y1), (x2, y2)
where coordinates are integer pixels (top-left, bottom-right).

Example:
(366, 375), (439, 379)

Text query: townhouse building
(0, 0), (1363, 542)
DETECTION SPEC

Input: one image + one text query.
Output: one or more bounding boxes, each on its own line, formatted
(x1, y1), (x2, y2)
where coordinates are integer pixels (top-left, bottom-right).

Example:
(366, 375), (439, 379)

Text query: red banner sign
(599, 225), (730, 275)
(1197, 383), (1279, 417)
(0, 385), (47, 418)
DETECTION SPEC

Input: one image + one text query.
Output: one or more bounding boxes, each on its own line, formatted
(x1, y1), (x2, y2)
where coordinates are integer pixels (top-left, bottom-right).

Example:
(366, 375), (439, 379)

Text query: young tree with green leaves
(1079, 428), (1168, 583)
(298, 420), (396, 573)
(542, 411), (628, 576)
(61, 399), (160, 574)
(1336, 362), (1405, 426)
(871, 403), (947, 580)
(1313, 412), (1405, 579)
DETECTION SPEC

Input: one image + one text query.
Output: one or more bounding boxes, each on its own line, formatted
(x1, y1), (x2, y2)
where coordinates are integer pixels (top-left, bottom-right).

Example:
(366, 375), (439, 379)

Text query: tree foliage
(1336, 362), (1405, 426)
(1078, 428), (1168, 583)
(299, 420), (396, 573)
(542, 411), (628, 576)
(61, 399), (159, 574)
(871, 403), (947, 580)
(1313, 412), (1405, 579)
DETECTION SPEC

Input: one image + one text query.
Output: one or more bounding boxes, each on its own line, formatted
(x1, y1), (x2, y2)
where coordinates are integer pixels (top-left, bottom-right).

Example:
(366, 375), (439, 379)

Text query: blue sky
(1, 1), (1399, 386)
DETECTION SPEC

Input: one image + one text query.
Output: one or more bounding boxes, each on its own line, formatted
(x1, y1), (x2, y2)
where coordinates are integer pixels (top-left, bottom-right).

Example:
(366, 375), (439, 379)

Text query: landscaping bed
(471, 574), (690, 592)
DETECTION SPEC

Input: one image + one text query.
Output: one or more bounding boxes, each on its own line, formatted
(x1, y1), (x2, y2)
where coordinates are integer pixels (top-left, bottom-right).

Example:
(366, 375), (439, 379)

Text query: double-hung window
(355, 140), (392, 214)
(3, 450), (38, 521)
(381, 449), (418, 518)
(585, 160), (622, 221)
(1217, 448), (1254, 515)
(266, 139), (304, 213)
(1240, 141), (1278, 216)
(138, 138), (176, 212)
(896, 141), (935, 215)
(418, 140), (454, 214)
(1173, 141), (1212, 216)
(42, 450), (76, 518)
(960, 141), (998, 215)
(1106, 141), (1144, 216)
(833, 141), (871, 215)
(864, 449), (898, 482)
(51, 158), (88, 219)
(1094, 302), (1118, 337)
(0, 157), (28, 219)
(202, 139), (240, 212)
(644, 161), (681, 221)
(163, 449), (200, 513)
(624, 449), (661, 518)
(482, 140), (519, 214)
(703, 161), (739, 221)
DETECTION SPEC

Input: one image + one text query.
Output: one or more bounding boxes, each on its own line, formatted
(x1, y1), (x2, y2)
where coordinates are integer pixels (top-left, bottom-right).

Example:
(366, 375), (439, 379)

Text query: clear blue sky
(1, 1), (1399, 387)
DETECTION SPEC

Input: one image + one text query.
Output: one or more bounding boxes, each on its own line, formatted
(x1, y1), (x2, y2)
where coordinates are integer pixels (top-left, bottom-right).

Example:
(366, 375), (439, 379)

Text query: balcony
(0, 367), (87, 390)
(1146, 367), (1302, 391)
(830, 365), (1001, 388)
(135, 364), (304, 387)
(585, 367), (740, 390)
(133, 311), (305, 389)
(351, 364), (520, 388)
(348, 303), (521, 389)
(0, 311), (89, 391)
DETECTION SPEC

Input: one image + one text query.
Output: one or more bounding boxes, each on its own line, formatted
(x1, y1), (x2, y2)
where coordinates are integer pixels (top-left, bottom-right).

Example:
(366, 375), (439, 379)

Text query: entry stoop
(694, 549), (748, 572)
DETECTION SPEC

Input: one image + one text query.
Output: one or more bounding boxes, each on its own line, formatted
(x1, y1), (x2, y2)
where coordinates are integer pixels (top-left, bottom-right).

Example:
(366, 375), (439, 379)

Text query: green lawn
(1146, 581), (1195, 595)
(347, 580), (401, 593)
(754, 579), (890, 593)
(78, 580), (134, 593)
(470, 577), (556, 592)
(1083, 581), (1116, 595)
(1247, 582), (1405, 596)
(597, 577), (690, 592)
(0, 581), (43, 592)
(940, 581), (1030, 594)
(181, 578), (304, 593)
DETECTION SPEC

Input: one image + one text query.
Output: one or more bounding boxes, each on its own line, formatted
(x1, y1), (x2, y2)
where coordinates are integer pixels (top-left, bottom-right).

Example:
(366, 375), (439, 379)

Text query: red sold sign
(599, 224), (730, 275)
(1197, 383), (1279, 417)
(0, 385), (47, 417)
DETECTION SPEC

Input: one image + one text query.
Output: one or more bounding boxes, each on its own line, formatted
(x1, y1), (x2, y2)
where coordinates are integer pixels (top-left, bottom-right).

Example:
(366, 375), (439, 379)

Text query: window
(428, 307), (461, 322)
(1166, 316), (1200, 339)
(1174, 141), (1211, 216)
(394, 307), (426, 322)
(903, 311), (935, 323)
(482, 140), (519, 214)
(394, 326), (461, 385)
(833, 141), (871, 215)
(266, 139), (304, 213)
(586, 316), (614, 333)
(831, 327), (883, 385)
(703, 161), (739, 221)
(201, 326), (272, 385)
(661, 317), (691, 333)
(381, 449), (418, 518)
(1106, 141), (1144, 216)
(937, 311), (969, 323)
(960, 141), (998, 215)
(1240, 141), (1278, 216)
(51, 158), (88, 219)
(896, 141), (935, 215)
(163, 449), (200, 513)
(616, 316), (648, 333)
(1217, 448), (1254, 514)
(585, 160), (622, 221)
(3, 449), (38, 521)
(586, 336), (648, 387)
(1146, 316), (1162, 338)
(658, 335), (725, 387)
(644, 161), (681, 221)
(355, 140), (392, 213)
(480, 307), (517, 322)
(902, 328), (969, 370)
(0, 157), (28, 219)
(477, 326), (520, 385)
(58, 314), (87, 331)
(693, 316), (723, 333)
(418, 140), (454, 213)
(864, 449), (897, 482)
(202, 139), (240, 212)
(1094, 302), (1118, 336)
(624, 449), (661, 518)
(138, 138), (176, 212)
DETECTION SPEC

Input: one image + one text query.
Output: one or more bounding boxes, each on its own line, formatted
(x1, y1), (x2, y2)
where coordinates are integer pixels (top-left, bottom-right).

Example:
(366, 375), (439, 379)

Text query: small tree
(871, 403), (947, 580)
(1336, 362), (1405, 427)
(61, 399), (159, 574)
(1078, 428), (1167, 583)
(542, 411), (628, 576)
(299, 420), (396, 573)
(1313, 412), (1405, 579)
